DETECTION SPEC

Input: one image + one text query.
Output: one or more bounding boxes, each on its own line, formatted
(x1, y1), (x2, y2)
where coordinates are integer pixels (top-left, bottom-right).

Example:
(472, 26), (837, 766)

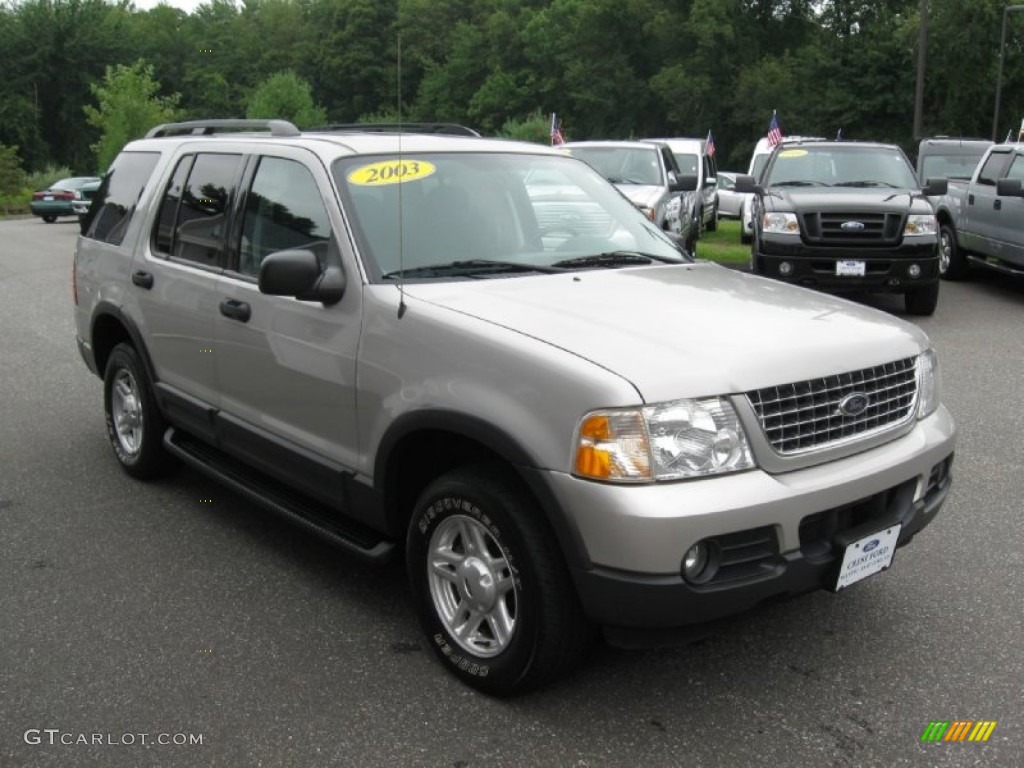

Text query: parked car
(927, 140), (1024, 279)
(713, 171), (755, 244)
(30, 176), (101, 223)
(560, 140), (699, 249)
(916, 137), (992, 186)
(737, 139), (948, 315)
(644, 137), (718, 236)
(74, 119), (955, 696)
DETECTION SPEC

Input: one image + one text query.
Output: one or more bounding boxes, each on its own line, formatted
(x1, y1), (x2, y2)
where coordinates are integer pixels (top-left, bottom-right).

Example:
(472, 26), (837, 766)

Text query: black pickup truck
(737, 140), (947, 315)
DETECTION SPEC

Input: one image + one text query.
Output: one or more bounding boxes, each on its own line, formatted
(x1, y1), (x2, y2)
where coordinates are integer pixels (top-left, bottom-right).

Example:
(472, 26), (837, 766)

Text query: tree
(246, 71), (327, 128)
(0, 143), (26, 197)
(84, 60), (181, 173)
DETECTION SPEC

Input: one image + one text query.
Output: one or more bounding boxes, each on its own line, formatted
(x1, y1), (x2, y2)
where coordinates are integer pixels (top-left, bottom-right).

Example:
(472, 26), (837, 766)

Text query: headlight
(917, 348), (941, 419)
(762, 212), (800, 235)
(904, 214), (937, 237)
(574, 397), (756, 483)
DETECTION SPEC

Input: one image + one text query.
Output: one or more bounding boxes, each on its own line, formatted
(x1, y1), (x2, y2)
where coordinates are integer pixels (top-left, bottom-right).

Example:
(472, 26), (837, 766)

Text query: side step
(163, 427), (396, 564)
(966, 254), (1024, 277)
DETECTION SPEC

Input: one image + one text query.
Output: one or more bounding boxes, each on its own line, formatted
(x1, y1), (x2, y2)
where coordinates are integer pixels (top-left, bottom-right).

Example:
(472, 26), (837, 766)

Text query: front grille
(746, 357), (918, 455)
(802, 211), (903, 245)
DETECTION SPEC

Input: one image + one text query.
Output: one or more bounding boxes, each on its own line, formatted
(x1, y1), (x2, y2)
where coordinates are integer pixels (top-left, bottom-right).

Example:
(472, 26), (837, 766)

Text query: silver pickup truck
(930, 142), (1024, 279)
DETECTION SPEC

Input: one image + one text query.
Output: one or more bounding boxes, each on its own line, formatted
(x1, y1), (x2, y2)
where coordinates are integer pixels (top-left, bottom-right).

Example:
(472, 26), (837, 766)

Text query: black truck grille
(802, 211), (903, 245)
(746, 357), (918, 455)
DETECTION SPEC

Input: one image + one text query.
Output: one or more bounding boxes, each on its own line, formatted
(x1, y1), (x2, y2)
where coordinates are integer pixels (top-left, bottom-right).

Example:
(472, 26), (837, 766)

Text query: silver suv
(74, 119), (957, 696)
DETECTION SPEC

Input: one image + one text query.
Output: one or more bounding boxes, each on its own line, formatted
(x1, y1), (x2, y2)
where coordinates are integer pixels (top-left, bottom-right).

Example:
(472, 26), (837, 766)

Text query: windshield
(921, 153), (986, 181)
(673, 153), (700, 176)
(561, 146), (663, 186)
(332, 152), (686, 281)
(764, 145), (919, 189)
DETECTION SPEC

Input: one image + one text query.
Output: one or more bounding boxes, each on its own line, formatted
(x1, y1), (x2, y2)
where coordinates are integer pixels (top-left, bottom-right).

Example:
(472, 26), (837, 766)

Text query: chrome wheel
(110, 368), (143, 456)
(427, 514), (517, 658)
(938, 228), (953, 275)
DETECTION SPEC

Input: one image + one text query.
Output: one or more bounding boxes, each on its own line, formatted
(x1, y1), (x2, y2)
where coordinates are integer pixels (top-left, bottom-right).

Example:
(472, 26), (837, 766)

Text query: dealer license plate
(43, 195), (53, 201)
(834, 525), (901, 591)
(836, 260), (865, 277)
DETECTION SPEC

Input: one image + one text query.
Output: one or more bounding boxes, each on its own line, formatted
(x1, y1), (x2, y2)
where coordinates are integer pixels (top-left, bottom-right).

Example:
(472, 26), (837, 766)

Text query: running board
(966, 254), (1024, 276)
(164, 427), (396, 563)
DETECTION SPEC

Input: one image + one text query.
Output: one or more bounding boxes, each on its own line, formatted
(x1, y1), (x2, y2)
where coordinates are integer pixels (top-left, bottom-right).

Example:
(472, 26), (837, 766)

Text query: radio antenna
(396, 32), (407, 319)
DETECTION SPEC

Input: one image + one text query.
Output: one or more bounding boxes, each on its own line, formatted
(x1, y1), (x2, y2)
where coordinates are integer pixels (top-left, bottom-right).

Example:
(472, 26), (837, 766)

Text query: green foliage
(497, 111), (553, 144)
(84, 60), (181, 173)
(246, 71), (328, 129)
(0, 144), (26, 197)
(25, 165), (75, 192)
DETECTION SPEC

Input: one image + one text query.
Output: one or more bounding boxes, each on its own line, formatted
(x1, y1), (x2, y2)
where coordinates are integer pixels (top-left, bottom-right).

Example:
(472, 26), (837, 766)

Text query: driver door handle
(219, 299), (251, 323)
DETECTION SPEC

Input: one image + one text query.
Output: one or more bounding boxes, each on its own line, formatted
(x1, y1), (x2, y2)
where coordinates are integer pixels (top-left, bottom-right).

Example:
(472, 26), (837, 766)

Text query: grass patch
(694, 218), (750, 265)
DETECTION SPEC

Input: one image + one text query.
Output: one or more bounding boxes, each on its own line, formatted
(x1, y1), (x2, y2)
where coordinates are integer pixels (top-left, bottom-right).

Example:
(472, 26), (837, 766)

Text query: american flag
(705, 130), (716, 157)
(550, 113), (565, 145)
(767, 111), (783, 147)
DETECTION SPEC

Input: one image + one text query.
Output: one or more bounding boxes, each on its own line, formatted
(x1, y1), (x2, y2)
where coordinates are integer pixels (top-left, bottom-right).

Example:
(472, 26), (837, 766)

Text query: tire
(42, 215), (57, 223)
(406, 465), (594, 696)
(938, 222), (968, 281)
(103, 343), (175, 479)
(905, 281), (939, 316)
(706, 205), (718, 232)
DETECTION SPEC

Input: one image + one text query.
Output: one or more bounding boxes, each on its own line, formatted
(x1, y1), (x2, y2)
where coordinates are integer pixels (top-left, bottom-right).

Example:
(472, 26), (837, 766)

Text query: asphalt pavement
(1, 217), (1022, 767)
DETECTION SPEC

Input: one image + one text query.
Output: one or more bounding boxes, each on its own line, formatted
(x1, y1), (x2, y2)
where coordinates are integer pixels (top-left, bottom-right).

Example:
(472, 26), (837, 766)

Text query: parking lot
(2, 216), (1022, 767)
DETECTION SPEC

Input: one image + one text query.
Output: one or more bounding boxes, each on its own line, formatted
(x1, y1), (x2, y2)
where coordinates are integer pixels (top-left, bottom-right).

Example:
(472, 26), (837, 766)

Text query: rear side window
(83, 152), (160, 245)
(1004, 153), (1024, 183)
(152, 153), (243, 267)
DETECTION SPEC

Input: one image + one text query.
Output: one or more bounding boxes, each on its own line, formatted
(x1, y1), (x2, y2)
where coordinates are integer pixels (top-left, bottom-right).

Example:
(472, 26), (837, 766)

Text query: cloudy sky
(130, 0), (212, 13)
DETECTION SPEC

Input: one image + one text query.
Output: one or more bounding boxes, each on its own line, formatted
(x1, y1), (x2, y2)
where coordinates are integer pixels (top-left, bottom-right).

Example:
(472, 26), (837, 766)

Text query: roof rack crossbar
(145, 119), (301, 138)
(308, 122), (481, 137)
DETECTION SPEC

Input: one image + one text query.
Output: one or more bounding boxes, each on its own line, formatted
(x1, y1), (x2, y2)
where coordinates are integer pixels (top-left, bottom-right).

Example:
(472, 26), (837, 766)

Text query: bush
(25, 164), (75, 193)
(497, 110), (556, 145)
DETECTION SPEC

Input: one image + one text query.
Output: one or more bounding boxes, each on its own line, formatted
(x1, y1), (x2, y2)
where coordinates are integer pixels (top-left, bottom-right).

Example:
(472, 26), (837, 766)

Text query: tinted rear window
(83, 154), (159, 245)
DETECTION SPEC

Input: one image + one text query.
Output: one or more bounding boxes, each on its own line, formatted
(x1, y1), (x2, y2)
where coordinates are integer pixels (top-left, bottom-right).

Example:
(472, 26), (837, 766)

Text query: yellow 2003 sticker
(347, 159), (436, 186)
(778, 149), (808, 158)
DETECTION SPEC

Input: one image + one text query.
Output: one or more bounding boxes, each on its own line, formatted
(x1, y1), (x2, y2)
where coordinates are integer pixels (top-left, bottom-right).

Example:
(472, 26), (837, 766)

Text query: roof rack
(308, 122), (481, 137)
(144, 119), (301, 138)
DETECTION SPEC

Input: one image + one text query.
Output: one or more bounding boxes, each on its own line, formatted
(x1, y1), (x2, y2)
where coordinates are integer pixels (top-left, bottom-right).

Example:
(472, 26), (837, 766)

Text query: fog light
(779, 261), (794, 276)
(683, 542), (709, 581)
(907, 263), (921, 278)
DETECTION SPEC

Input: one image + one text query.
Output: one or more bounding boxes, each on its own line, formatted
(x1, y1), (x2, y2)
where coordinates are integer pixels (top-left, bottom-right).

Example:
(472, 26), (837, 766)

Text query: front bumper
(753, 236), (939, 292)
(546, 406), (955, 637)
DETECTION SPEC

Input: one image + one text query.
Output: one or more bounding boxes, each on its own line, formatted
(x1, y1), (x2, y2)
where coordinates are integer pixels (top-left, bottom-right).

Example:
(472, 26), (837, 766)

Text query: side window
(238, 157), (333, 278)
(976, 152), (1012, 187)
(1005, 154), (1024, 183)
(152, 153), (242, 267)
(83, 152), (160, 245)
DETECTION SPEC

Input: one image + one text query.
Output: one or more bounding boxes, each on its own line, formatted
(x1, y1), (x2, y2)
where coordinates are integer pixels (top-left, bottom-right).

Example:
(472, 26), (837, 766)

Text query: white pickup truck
(931, 142), (1024, 279)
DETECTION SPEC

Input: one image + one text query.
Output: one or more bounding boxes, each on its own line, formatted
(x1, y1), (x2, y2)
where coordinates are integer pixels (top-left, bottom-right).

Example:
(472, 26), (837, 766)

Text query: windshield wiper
(834, 180), (899, 188)
(770, 180), (829, 187)
(605, 176), (650, 186)
(382, 259), (565, 280)
(552, 251), (680, 269)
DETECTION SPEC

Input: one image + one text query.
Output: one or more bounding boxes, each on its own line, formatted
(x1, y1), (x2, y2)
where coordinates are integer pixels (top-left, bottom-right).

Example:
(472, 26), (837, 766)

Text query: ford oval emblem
(841, 221), (866, 231)
(863, 539), (880, 553)
(838, 393), (869, 417)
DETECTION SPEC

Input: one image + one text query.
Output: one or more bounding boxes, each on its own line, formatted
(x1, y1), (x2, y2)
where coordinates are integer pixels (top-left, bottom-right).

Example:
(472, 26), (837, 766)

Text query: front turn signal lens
(574, 410), (651, 481)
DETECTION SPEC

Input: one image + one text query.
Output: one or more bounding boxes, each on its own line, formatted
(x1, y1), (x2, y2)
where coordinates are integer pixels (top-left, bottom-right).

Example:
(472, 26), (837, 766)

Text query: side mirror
(259, 249), (345, 305)
(705, 176), (717, 188)
(996, 178), (1023, 198)
(671, 174), (699, 192)
(921, 178), (948, 196)
(734, 174), (758, 194)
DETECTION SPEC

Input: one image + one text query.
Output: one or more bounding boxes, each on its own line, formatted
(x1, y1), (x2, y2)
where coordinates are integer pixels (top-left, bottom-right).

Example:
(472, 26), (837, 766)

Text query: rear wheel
(406, 465), (594, 696)
(103, 343), (175, 479)
(905, 281), (939, 316)
(939, 222), (969, 280)
(42, 215), (57, 223)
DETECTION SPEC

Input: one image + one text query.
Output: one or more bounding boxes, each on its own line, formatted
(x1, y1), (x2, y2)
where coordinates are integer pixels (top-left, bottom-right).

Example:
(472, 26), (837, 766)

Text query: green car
(30, 176), (101, 223)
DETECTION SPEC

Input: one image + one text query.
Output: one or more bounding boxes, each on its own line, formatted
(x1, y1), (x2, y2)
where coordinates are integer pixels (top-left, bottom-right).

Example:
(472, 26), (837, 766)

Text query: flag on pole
(550, 113), (565, 146)
(835, 128), (843, 141)
(767, 111), (783, 147)
(705, 130), (716, 158)
(1006, 128), (1015, 143)
(1018, 117), (1024, 143)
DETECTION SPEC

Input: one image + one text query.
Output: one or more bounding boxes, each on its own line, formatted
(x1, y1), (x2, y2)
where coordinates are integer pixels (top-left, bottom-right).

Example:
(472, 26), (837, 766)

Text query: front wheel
(406, 465), (593, 696)
(706, 205), (718, 232)
(939, 222), (969, 280)
(905, 281), (939, 316)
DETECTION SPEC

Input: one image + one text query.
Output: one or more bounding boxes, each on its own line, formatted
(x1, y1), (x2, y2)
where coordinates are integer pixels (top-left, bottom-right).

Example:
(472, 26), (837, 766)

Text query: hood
(615, 184), (664, 209)
(405, 263), (929, 403)
(764, 186), (932, 214)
